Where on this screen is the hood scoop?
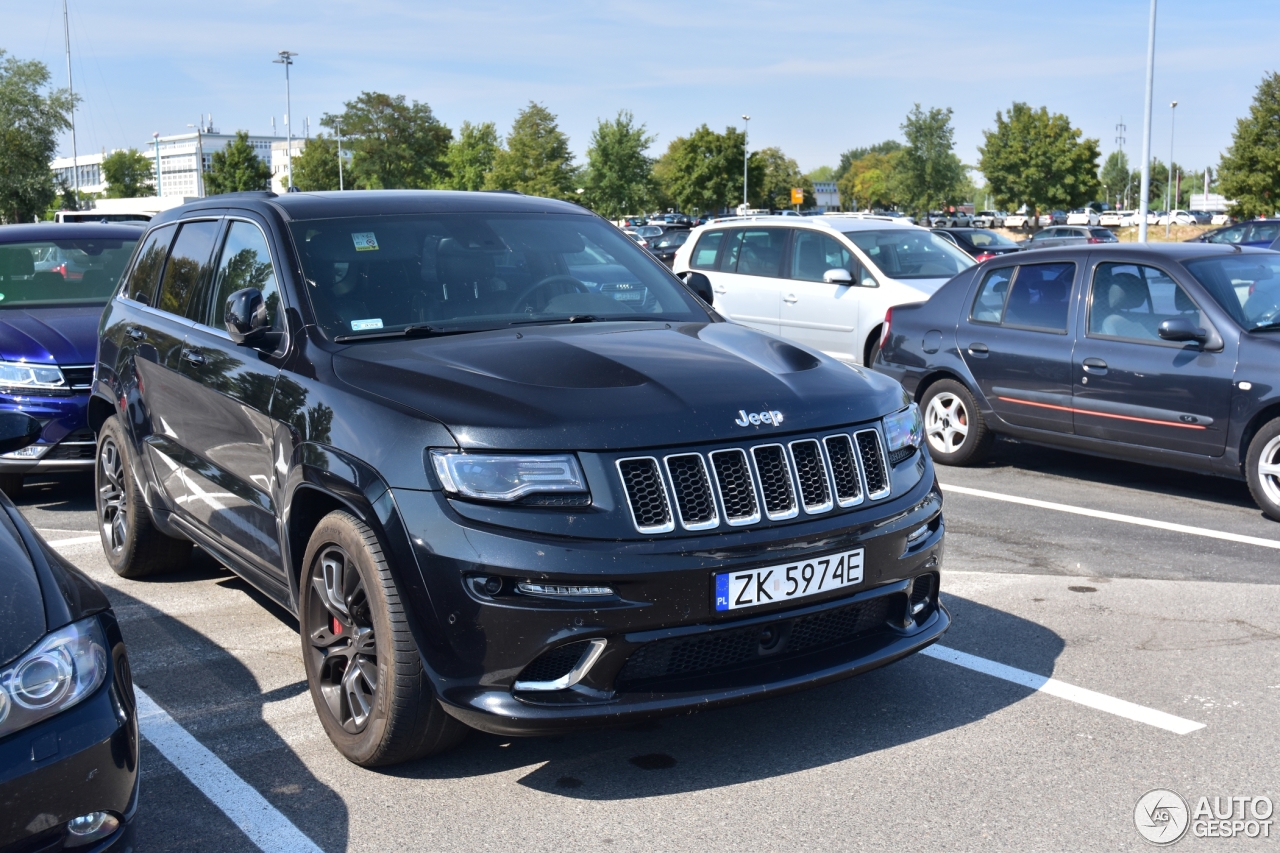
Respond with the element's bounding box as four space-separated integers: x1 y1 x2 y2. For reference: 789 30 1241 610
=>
431 336 649 389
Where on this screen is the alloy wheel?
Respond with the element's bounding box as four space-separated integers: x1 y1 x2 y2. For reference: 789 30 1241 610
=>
97 438 128 553
925 392 969 454
306 545 378 733
1259 435 1280 507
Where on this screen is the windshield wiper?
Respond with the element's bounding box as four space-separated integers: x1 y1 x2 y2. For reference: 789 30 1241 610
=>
333 324 481 342
1249 321 1280 333
509 314 606 326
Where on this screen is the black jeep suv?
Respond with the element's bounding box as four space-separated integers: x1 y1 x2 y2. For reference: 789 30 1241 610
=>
92 190 946 766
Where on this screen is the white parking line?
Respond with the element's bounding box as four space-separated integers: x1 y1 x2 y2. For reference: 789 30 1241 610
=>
922 645 1205 735
134 688 324 853
939 483 1280 550
45 534 101 549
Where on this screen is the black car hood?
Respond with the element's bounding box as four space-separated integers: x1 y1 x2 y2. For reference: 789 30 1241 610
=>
0 305 103 366
332 321 906 450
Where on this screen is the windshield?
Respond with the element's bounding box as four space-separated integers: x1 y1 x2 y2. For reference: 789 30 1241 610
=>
290 213 708 340
0 236 139 307
1182 254 1280 331
967 230 1018 248
842 229 975 280
653 231 689 249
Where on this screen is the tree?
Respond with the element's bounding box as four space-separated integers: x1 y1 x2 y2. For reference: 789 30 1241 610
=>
1219 72 1280 219
101 148 154 198
835 140 903 182
752 147 813 210
290 135 341 191
0 50 75 223
444 121 500 191
321 92 452 190
837 150 902 211
1099 151 1129 208
978 102 1101 224
204 131 272 194
582 110 656 219
486 102 578 200
653 124 761 214
806 165 835 182
895 105 967 216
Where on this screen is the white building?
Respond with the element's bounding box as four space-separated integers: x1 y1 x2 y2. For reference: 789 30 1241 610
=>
812 180 841 213
1190 193 1232 213
270 139 306 193
50 151 113 196
150 122 276 198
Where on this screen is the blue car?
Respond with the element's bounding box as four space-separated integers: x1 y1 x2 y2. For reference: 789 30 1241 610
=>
0 223 142 496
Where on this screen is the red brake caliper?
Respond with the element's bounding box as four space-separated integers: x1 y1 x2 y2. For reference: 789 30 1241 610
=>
332 616 342 636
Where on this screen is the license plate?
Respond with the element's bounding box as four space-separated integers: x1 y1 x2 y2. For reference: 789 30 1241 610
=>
714 549 864 612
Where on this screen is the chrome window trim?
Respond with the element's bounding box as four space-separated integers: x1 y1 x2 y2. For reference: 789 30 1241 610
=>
787 438 833 515
513 639 607 692
615 456 675 534
662 452 720 531
822 433 865 508
854 427 892 500
708 447 762 527
751 443 799 521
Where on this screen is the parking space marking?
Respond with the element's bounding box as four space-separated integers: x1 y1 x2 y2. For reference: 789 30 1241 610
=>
134 688 324 853
45 534 101 549
939 483 1280 550
922 645 1205 735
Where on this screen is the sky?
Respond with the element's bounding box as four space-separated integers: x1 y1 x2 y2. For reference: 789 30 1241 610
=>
8 1 1278 184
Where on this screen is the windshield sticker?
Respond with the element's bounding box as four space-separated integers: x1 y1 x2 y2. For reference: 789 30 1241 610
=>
350 318 383 331
351 232 379 252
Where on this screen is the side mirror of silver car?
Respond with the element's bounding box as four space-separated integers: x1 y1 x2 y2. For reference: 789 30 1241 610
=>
823 268 853 285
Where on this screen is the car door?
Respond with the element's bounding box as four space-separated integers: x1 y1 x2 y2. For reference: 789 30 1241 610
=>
702 227 786 335
173 217 288 579
778 229 872 361
1072 259 1234 456
960 260 1079 434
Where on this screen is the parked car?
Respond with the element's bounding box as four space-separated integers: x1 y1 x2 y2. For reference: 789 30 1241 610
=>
648 228 691 267
673 214 975 366
931 228 1023 262
928 210 971 228
92 189 947 765
874 243 1280 520
971 211 1005 228
1037 210 1068 227
1189 210 1213 225
0 412 138 852
1066 209 1101 226
1099 210 1127 227
1185 219 1280 247
623 230 650 249
0 223 142 497
1004 212 1032 230
1211 213 1233 226
1022 226 1119 250
1158 210 1198 226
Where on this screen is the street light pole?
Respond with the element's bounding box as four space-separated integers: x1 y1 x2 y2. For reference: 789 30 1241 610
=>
742 114 751 213
1165 100 1178 237
274 51 298 190
62 0 80 210
336 117 344 192
1138 0 1157 243
152 132 162 197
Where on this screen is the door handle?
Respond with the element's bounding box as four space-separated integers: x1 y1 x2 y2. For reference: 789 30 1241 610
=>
967 342 989 356
125 325 144 341
712 286 727 294
1082 357 1108 373
182 348 206 366
783 294 798 303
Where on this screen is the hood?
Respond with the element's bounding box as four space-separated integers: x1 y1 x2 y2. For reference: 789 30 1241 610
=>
332 321 907 450
0 508 45 666
0 305 103 366
899 277 953 297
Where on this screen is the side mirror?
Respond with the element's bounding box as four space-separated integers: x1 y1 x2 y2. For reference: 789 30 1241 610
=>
1158 317 1208 345
822 268 853 285
225 287 271 346
0 411 43 455
681 272 714 307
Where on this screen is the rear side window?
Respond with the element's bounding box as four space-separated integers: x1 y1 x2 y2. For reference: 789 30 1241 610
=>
723 228 786 277
971 262 1074 332
125 224 176 306
971 267 1014 324
689 230 725 270
157 220 221 319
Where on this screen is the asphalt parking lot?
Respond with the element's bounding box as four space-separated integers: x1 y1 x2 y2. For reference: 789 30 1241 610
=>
18 439 1280 851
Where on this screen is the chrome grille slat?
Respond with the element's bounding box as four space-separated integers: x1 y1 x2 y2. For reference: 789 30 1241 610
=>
823 434 864 507
855 429 890 500
709 449 761 526
664 453 719 531
750 444 799 521
617 457 675 533
788 439 833 514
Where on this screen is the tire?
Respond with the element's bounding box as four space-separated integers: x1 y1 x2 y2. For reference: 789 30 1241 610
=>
95 416 193 578
920 379 993 466
300 510 467 766
0 473 23 500
1246 417 1280 522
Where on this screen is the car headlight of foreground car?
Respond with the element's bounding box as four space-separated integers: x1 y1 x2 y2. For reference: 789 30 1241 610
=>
883 403 923 456
0 360 68 392
430 451 589 503
0 616 108 738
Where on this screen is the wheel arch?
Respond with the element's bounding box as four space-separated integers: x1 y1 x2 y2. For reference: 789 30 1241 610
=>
863 324 883 366
1239 401 1280 475
87 393 115 435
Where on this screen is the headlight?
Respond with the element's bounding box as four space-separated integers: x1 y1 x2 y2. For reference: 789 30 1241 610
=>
429 451 589 502
0 360 67 392
883 403 923 453
0 616 108 738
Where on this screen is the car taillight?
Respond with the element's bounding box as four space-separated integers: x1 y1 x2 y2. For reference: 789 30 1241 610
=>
974 252 996 262
51 264 66 277
880 306 893 350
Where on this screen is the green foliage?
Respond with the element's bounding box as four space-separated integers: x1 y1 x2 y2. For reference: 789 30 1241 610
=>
806 165 836 182
582 110 656 219
978 102 1101 220
101 148 154 198
205 131 272 195
836 150 902 210
291 135 341 191
0 50 75 223
444 121 500 191
321 92 452 190
835 140 903 182
752 147 813 209
1099 150 1130 207
1219 72 1280 218
486 103 578 199
653 124 760 214
896 105 967 215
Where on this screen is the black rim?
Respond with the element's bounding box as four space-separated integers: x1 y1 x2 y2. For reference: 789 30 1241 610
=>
306 545 377 733
97 437 128 553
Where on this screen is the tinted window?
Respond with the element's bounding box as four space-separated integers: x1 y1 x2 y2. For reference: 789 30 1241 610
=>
723 229 786 277
208 221 281 330
789 231 852 281
967 230 1018 248
690 231 725 269
1089 228 1118 242
971 266 1014 324
1207 225 1246 244
0 234 140 307
843 229 973 280
1003 262 1074 331
157 221 220 319
1088 262 1205 341
1249 222 1280 243
124 224 176 306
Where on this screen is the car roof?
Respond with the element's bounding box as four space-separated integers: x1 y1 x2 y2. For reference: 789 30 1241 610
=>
0 222 147 243
1013 243 1272 260
701 213 921 235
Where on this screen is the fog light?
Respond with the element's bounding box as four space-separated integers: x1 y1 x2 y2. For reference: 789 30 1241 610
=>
65 811 118 845
0 444 48 460
517 582 614 597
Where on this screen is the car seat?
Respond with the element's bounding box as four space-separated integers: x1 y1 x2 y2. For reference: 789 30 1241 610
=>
1100 272 1154 338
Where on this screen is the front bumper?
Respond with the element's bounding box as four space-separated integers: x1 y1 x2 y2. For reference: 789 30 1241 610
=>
394 458 947 736
0 394 95 475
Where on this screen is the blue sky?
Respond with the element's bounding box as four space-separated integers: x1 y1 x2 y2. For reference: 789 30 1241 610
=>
10 1 1277 181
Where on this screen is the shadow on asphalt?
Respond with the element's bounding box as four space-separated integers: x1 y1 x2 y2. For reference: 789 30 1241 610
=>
384 594 1062 799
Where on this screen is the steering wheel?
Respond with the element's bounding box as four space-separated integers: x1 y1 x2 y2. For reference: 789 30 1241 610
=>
510 275 589 313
